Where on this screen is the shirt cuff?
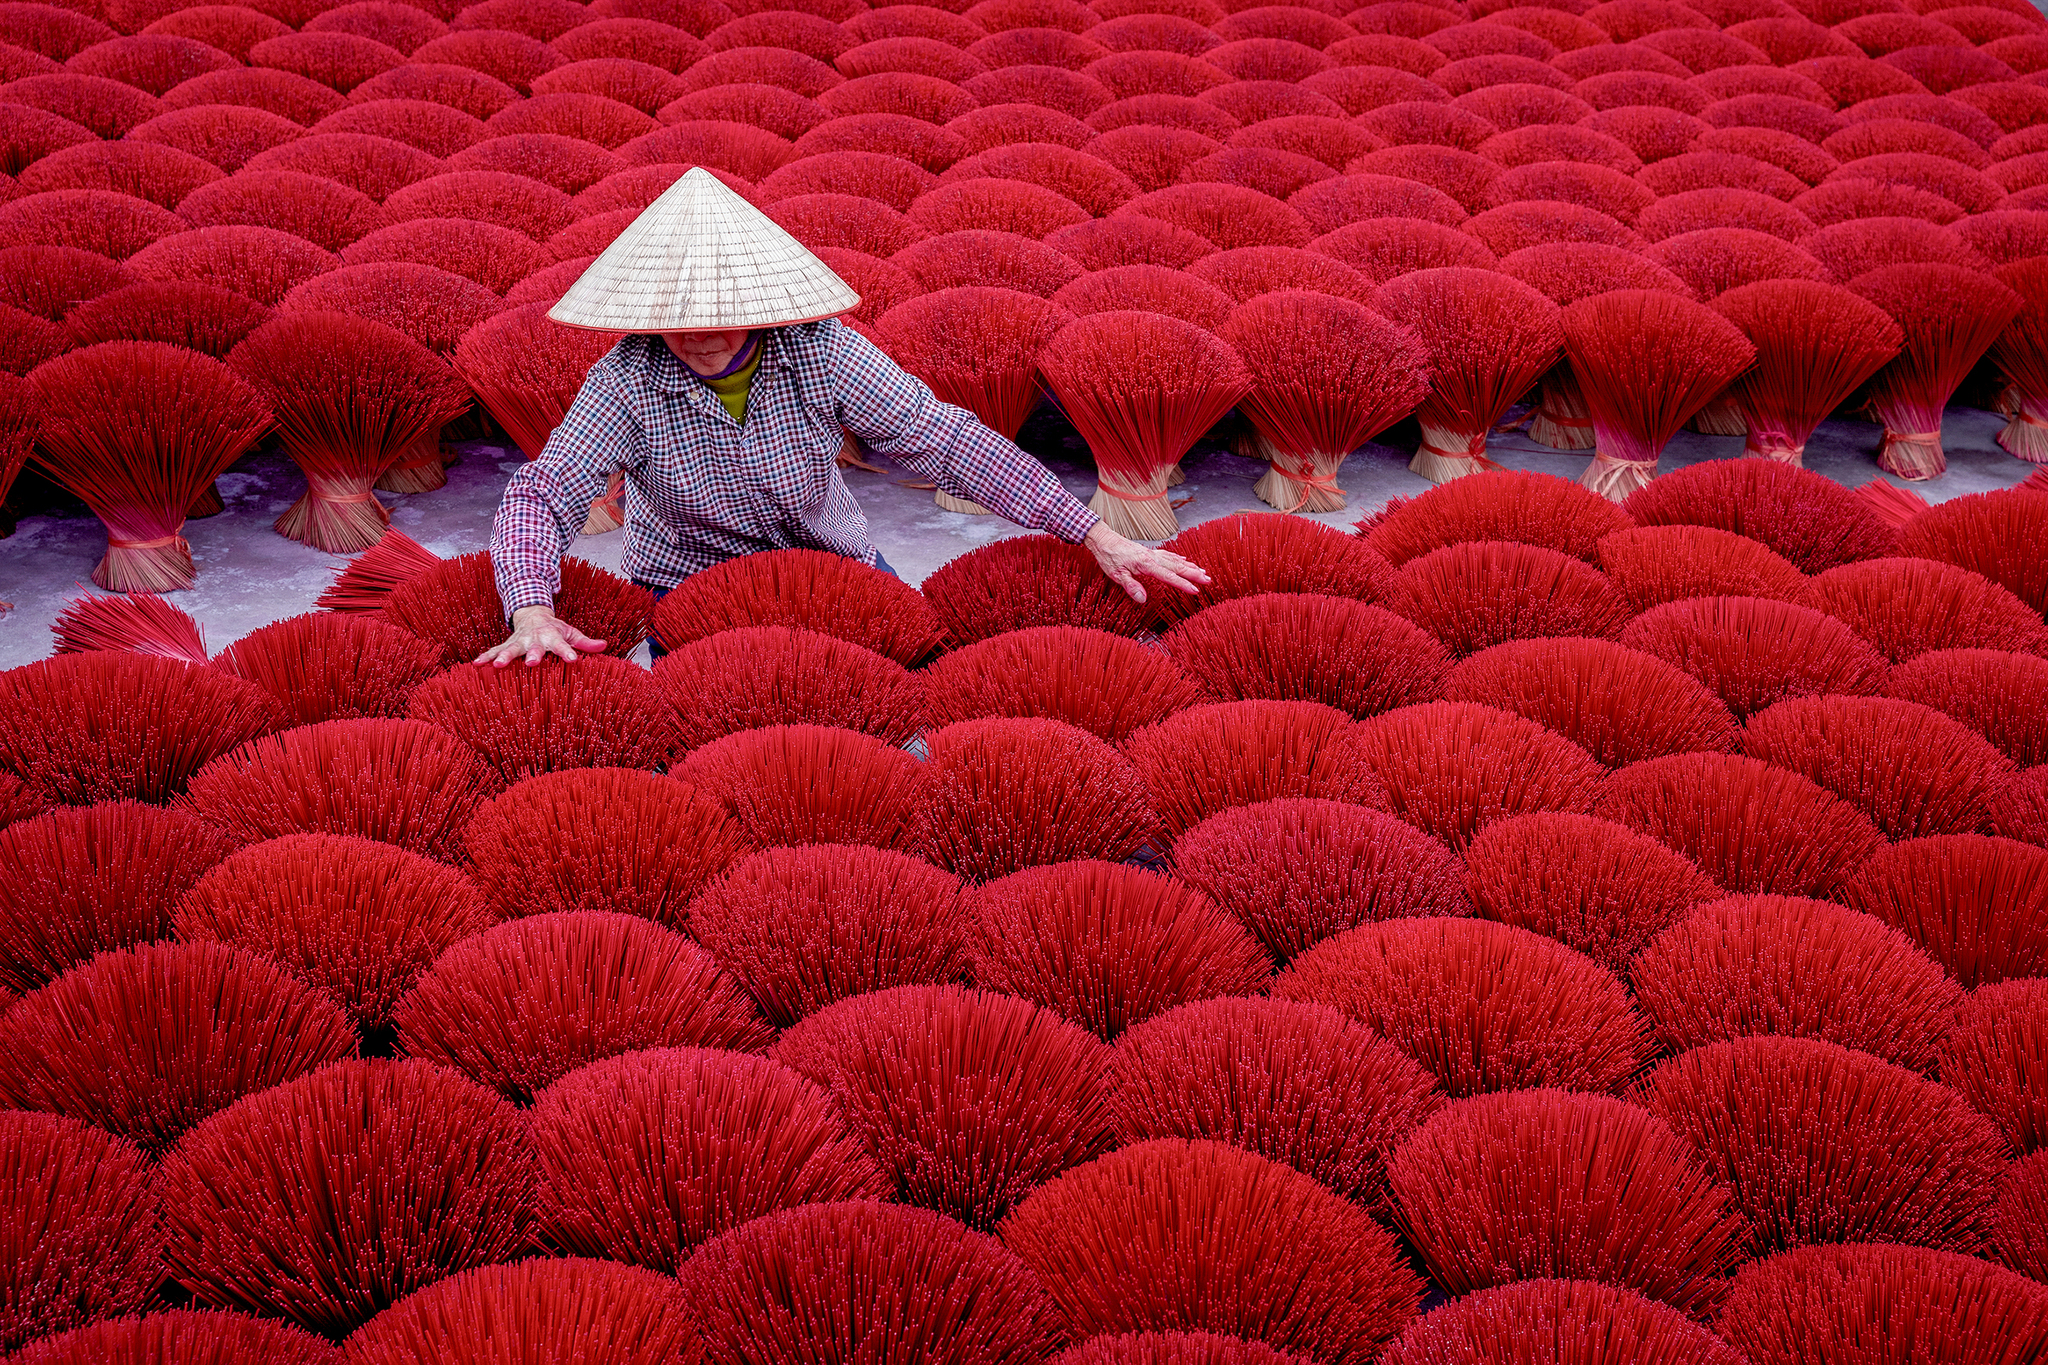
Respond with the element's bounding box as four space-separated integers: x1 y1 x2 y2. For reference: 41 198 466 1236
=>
1043 500 1101 545
500 584 554 620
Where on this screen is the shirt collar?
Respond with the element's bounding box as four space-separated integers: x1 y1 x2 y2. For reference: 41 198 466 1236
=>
642 329 790 395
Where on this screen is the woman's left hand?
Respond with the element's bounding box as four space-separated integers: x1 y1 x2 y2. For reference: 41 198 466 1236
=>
1084 521 1210 605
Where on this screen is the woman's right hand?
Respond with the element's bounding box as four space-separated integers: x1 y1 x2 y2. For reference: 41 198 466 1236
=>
475 605 609 667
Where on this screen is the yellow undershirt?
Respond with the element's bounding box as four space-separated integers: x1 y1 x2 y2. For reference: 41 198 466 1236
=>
698 345 761 424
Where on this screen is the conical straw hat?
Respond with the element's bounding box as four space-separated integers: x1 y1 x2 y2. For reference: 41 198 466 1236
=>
548 167 861 333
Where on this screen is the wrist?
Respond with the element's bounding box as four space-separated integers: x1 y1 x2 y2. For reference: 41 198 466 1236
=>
1083 522 1118 550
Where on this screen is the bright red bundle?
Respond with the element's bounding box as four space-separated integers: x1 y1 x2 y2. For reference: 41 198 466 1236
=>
1390 541 1634 658
1122 699 1374 839
345 1259 697 1365
1000 1139 1423 1365
62 279 269 359
1850 263 2023 479
1618 595 1890 720
344 216 555 293
922 625 1202 743
1272 915 1651 1095
212 612 443 725
1108 997 1442 1213
1707 279 1902 464
1801 557 2048 663
408 655 682 782
1446 636 1741 768
528 1047 889 1271
1633 1036 2007 1253
1220 289 1428 512
1560 289 1756 499
1364 467 1633 566
0 941 357 1155
653 624 925 749
392 912 772 1101
157 1058 535 1335
1386 1089 1748 1315
1152 513 1394 623
383 551 650 664
1373 266 1561 482
1939 977 2047 1156
920 534 1147 643
683 1201 1066 1365
1622 456 1895 574
181 717 496 863
450 300 621 459
1718 1244 2048 1365
773 984 1114 1228
1163 594 1449 718
1841 834 2048 987
1889 648 2048 768
650 546 942 665
893 227 1085 294
1379 1281 1745 1365
229 311 469 551
1632 893 1966 1072
675 724 922 851
0 651 285 806
1595 525 1808 611
26 340 270 592
966 860 1271 1039
48 590 208 663
0 802 230 994
1898 489 2048 616
464 767 751 926
7 1312 339 1365
1052 265 1235 331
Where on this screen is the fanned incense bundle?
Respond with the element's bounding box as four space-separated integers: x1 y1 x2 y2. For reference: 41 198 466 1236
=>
1709 279 1903 465
1219 290 1430 512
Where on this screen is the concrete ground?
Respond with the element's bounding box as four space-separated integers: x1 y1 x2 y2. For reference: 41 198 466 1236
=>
0 402 2030 670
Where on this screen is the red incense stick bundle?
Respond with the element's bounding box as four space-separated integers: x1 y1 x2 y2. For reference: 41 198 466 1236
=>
1850 264 2023 480
1709 279 1903 466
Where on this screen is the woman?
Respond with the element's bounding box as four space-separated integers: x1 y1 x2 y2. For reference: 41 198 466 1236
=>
480 169 1207 667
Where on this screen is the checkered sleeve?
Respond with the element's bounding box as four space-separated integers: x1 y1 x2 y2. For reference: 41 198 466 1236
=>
490 361 647 619
827 321 1101 545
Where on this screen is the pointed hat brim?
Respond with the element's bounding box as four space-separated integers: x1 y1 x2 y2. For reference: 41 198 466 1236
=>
547 168 861 333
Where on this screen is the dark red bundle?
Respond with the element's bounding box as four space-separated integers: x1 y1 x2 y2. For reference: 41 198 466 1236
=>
1618 595 1890 719
7 1311 340 1365
1036 309 1247 537
653 624 924 749
675 724 921 851
228 311 468 551
1173 797 1467 964
449 131 629 194
1390 541 1634 657
922 625 1201 743
1634 893 1966 1071
1842 834 2048 987
1123 700 1375 839
63 279 269 359
0 189 185 261
999 1139 1423 1365
0 245 131 324
341 217 551 293
1939 977 2047 1157
0 777 47 835
916 717 1160 880
1163 593 1449 718
894 227 1085 297
1273 915 1650 1095
0 1113 160 1351
1462 810 1720 971
1849 263 2024 479
346 1259 695 1365
26 340 270 591
685 1200 1065 1365
174 171 390 256
1991 258 2048 463
280 261 502 360
1364 468 1632 567
126 224 341 306
1310 216 1498 283
1643 227 1831 304
408 655 680 782
650 547 942 665
772 984 1113 1227
1109 997 1441 1214
48 590 207 663
1116 181 1314 249
1634 1036 2007 1253
1898 489 2048 615
0 940 357 1154
1460 200 1644 256
1719 1243 2048 1365
1372 266 1560 481
1446 635 1740 769
1993 1148 2048 1283
1074 125 1217 195
1387 1089 1748 1315
920 534 1147 644
464 767 750 926
686 844 965 1027
381 167 580 242
765 190 929 255
452 297 621 460
1889 648 2048 768
1561 289 1756 500
1219 290 1426 513
1636 187 1813 244
0 652 285 806
173 831 491 1029
181 703 492 853
1045 214 1215 270
528 1047 888 1270
1705 279 1901 464
1622 456 1894 574
1801 557 2048 663
16 140 223 210
1051 265 1234 331
1152 514 1394 625
0 302 68 377
1183 245 1377 308
158 1058 534 1335
130 105 314 174
1599 751 1885 898
383 551 650 664
619 120 792 180
966 860 1271 1038
0 801 230 995
1380 1281 1745 1365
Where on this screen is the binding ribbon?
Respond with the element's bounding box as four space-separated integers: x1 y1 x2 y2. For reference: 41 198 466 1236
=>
2017 411 2048 429
108 534 187 550
1093 479 1170 502
1273 456 1344 514
1417 432 1505 473
1884 429 1940 445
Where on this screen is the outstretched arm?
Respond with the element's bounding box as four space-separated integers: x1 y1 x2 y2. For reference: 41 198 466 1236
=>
830 322 1210 602
480 365 645 665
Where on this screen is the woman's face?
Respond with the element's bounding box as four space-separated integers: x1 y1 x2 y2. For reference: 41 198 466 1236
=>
663 329 754 377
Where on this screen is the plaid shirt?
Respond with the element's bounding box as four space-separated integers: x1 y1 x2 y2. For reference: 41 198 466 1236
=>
491 319 1100 614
